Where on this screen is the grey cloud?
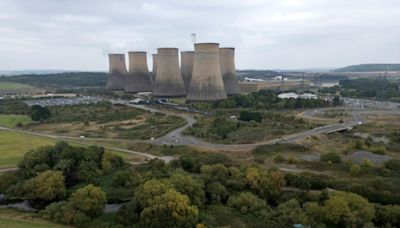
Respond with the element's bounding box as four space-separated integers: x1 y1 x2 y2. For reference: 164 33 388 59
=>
0 0 399 70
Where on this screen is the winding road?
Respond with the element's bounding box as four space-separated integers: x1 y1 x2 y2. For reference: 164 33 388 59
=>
1 97 399 170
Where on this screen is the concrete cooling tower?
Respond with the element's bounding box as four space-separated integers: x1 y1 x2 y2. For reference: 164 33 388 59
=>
106 54 127 90
180 51 194 91
186 43 227 101
219 48 241 95
125 52 153 92
151 54 158 83
152 48 186 97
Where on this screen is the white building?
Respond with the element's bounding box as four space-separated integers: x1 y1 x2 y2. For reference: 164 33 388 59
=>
299 93 318 99
278 92 299 99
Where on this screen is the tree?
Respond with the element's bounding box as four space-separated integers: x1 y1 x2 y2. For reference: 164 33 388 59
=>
320 152 341 164
263 199 308 228
134 179 171 208
323 191 375 227
139 189 199 228
116 200 141 226
227 192 267 215
170 172 206 208
245 167 283 202
30 105 51 121
24 170 66 201
205 181 229 204
70 184 106 218
374 204 400 227
18 146 52 178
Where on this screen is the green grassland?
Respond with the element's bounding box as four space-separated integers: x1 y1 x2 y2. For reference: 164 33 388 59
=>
0 131 56 168
0 131 142 169
185 111 317 144
0 209 68 228
0 114 33 128
0 82 35 91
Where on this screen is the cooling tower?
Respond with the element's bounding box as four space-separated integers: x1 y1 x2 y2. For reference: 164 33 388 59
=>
106 54 127 90
180 51 194 91
186 43 227 101
125 52 153 93
152 48 186 97
151 54 158 83
220 48 241 95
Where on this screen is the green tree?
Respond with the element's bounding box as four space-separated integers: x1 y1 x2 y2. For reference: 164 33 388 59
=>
24 170 66 201
134 179 171 207
70 184 106 218
30 105 51 121
116 200 141 226
245 167 284 202
170 172 206 208
140 189 199 228
374 204 400 227
263 199 308 228
323 191 375 227
227 192 267 215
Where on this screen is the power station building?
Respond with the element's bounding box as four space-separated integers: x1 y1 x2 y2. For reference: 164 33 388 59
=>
219 48 241 95
106 54 127 90
186 43 227 101
180 51 194 91
106 41 241 101
151 54 158 83
125 52 153 93
152 48 186 97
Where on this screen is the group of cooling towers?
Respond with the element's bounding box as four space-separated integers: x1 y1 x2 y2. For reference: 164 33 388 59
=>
106 42 241 101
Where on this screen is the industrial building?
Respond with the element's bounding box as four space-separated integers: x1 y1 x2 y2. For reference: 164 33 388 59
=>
186 43 227 101
180 51 194 91
152 48 186 97
106 41 241 101
219 48 241 95
125 52 153 93
106 54 127 90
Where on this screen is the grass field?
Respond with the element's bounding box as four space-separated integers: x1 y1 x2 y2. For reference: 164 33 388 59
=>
0 131 143 168
0 209 67 228
0 82 35 91
0 114 33 128
0 131 56 168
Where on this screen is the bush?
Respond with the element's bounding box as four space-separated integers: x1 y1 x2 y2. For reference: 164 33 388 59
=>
274 155 286 163
385 159 400 170
320 152 341 164
349 164 361 176
361 159 373 168
239 111 263 123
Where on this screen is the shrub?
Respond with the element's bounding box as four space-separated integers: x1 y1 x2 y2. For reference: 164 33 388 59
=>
349 164 361 176
361 159 373 168
320 152 341 164
239 111 263 123
274 155 286 163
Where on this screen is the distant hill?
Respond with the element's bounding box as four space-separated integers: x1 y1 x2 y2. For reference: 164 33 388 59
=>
334 64 400 72
0 72 107 89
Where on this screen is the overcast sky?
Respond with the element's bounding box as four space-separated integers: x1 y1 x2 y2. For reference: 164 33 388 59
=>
0 0 399 71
